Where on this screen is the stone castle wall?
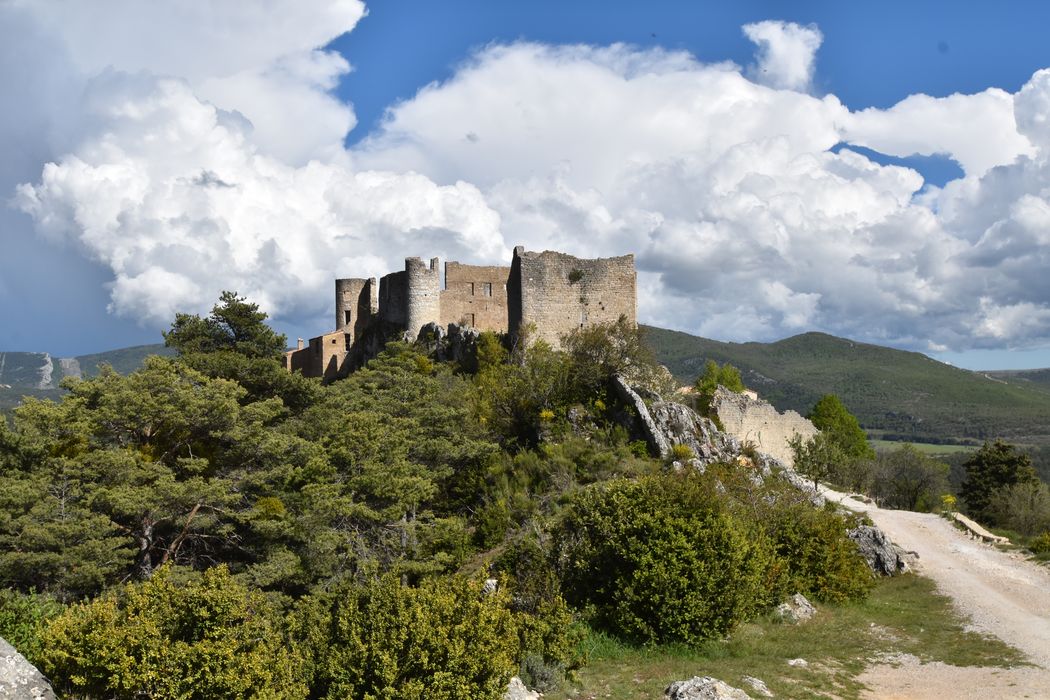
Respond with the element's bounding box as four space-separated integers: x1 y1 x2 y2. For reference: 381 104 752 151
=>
378 270 407 327
405 257 442 339
510 247 636 347
335 277 377 341
710 387 819 467
286 246 638 381
440 262 511 332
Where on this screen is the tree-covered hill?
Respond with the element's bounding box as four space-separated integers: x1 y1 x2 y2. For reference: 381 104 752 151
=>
0 344 173 413
643 326 1050 445
987 367 1050 392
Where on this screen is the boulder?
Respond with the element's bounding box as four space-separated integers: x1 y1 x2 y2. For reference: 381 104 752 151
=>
741 676 773 697
504 676 541 700
774 593 816 623
416 322 480 368
848 524 912 576
666 676 752 700
0 637 56 700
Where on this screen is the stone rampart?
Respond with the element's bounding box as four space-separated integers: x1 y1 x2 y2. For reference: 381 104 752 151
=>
440 262 511 331
710 386 818 467
510 247 636 347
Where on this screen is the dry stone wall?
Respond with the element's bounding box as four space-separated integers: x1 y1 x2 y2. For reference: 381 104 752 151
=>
710 387 818 467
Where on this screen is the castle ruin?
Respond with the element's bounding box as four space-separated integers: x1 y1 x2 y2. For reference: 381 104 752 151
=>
284 246 637 380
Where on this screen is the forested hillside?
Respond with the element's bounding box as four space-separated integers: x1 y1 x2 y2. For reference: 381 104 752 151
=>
644 326 1050 445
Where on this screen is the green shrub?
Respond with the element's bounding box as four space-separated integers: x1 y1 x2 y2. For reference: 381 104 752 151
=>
552 473 770 645
1029 531 1050 555
765 504 875 603
0 589 63 666
39 565 304 700
291 574 519 700
670 443 696 462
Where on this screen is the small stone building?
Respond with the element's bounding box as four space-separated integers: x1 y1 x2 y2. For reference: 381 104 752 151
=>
284 246 636 380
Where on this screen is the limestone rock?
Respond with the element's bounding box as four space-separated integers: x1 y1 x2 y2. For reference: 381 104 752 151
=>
612 375 753 468
0 637 56 700
665 676 752 700
741 676 773 697
848 524 911 576
774 593 816 623
415 322 480 368
787 658 808 667
504 676 541 700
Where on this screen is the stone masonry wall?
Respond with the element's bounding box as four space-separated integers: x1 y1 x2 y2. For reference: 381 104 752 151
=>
511 247 636 347
711 387 819 467
405 257 442 339
440 262 511 332
378 270 407 326
335 277 378 341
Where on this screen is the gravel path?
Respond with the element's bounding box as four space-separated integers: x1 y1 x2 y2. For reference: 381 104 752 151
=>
822 487 1050 699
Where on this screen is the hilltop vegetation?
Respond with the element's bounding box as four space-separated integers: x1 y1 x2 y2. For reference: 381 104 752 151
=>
0 296 879 699
644 326 1050 445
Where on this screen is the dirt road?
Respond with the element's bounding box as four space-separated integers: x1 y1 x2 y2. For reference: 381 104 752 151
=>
822 488 1050 698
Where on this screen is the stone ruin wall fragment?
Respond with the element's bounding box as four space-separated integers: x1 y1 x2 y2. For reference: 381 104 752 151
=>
711 387 819 467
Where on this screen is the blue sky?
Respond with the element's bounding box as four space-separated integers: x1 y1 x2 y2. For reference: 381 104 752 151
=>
3 1 1050 369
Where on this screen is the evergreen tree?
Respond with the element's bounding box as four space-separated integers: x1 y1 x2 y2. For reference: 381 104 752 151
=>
960 440 1038 524
165 291 320 413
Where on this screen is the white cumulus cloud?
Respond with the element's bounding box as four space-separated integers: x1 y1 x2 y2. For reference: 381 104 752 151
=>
9 8 1050 355
742 20 823 92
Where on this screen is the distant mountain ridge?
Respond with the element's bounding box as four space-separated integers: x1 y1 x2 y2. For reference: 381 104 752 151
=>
643 326 1050 445
0 344 173 412
5 333 1050 446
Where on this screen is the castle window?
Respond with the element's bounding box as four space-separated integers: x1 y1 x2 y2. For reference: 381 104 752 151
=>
482 282 492 297
469 313 476 327
344 310 352 326
470 282 475 296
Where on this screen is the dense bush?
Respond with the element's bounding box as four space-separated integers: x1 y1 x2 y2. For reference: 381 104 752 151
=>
553 472 770 645
290 574 520 700
39 566 304 700
764 503 875 603
0 589 63 665
698 461 874 604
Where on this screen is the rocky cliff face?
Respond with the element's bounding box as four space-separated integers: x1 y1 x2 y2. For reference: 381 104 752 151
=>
613 375 826 504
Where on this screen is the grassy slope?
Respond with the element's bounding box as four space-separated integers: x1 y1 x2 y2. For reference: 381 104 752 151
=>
643 326 1050 444
556 575 1024 700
